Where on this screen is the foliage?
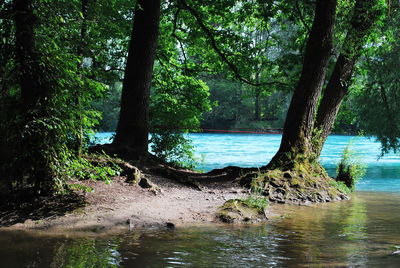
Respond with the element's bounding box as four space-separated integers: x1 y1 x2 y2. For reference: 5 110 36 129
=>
329 180 352 195
0 0 107 195
201 78 290 131
67 183 94 193
354 5 400 155
148 25 212 167
63 153 122 183
92 83 122 132
240 195 268 211
336 144 366 191
149 133 199 169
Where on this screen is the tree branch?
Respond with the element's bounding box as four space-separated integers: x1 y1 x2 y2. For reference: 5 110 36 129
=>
178 0 289 88
295 0 311 33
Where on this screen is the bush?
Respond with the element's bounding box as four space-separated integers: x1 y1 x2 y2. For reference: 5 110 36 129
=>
64 152 122 184
335 144 366 191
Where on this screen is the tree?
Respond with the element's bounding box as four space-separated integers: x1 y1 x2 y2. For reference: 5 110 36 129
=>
112 0 161 158
313 0 384 157
235 0 385 203
267 0 384 168
1 0 108 196
11 0 57 193
267 0 337 170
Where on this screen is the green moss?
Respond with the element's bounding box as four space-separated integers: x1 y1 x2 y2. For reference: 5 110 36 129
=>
216 198 267 223
290 178 300 187
242 161 348 203
240 196 268 211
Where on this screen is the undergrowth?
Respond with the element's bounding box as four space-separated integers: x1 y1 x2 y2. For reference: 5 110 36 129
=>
65 152 122 183
67 183 94 193
335 143 366 191
240 195 268 211
241 180 269 210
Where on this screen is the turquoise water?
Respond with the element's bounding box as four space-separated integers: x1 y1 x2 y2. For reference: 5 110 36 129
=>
95 133 400 192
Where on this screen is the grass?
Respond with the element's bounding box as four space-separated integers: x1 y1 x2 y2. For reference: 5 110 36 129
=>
240 195 268 211
68 183 94 193
329 180 351 195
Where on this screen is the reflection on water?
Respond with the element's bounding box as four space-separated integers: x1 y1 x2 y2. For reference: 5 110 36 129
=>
1 192 400 267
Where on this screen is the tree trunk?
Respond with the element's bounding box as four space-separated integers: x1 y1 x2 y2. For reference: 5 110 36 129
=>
313 0 382 156
75 0 90 156
14 0 54 193
113 0 161 157
267 0 337 169
14 0 44 110
254 72 261 121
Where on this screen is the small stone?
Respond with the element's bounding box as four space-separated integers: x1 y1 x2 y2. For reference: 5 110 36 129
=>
166 222 175 229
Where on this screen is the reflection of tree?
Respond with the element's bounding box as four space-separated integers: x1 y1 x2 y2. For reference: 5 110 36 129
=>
270 205 328 266
337 197 368 266
269 197 368 267
50 237 122 268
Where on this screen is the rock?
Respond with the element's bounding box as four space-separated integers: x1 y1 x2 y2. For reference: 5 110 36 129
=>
166 222 175 229
216 199 267 224
124 164 142 184
139 177 154 188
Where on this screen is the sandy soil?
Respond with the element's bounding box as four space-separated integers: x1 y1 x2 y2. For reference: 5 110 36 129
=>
1 174 282 232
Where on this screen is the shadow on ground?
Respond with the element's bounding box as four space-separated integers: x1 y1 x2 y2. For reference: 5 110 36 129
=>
0 192 85 227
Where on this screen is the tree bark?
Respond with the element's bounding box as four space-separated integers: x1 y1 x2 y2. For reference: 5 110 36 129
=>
14 0 44 110
113 0 161 157
254 72 261 121
13 0 55 193
267 0 337 169
313 0 382 156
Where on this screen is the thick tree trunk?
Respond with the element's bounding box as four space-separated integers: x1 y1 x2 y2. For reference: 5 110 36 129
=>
14 0 54 193
313 0 382 156
14 0 44 110
113 0 161 156
267 0 337 169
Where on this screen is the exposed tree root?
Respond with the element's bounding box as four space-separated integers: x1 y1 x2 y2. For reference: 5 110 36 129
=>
239 169 348 203
90 144 349 203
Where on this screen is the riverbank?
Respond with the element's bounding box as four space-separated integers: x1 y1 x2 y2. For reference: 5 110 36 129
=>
2 192 399 267
0 173 287 232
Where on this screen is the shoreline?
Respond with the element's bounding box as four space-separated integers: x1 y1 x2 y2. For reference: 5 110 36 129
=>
1 174 284 233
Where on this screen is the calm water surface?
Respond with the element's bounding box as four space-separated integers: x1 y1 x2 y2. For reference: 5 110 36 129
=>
2 192 400 267
2 134 399 267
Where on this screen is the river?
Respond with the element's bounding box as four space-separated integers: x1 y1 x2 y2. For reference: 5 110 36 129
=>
2 133 400 267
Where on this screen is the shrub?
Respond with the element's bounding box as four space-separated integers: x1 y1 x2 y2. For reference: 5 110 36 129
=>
335 144 366 191
64 152 122 184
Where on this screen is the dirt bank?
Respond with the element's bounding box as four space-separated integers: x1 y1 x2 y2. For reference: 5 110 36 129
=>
0 174 285 232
